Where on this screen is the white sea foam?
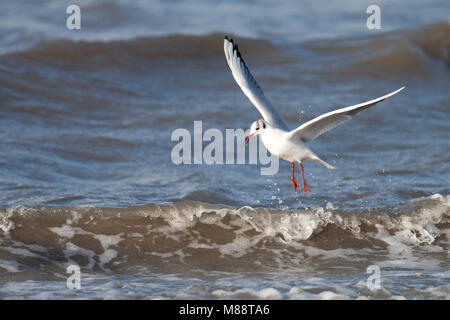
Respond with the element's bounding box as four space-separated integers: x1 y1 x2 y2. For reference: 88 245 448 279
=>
0 194 448 299
0 259 21 273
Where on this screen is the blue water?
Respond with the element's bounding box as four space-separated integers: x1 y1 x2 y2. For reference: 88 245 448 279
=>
0 0 448 300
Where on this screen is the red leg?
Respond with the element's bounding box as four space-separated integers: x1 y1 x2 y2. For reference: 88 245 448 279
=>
300 163 311 193
291 162 299 191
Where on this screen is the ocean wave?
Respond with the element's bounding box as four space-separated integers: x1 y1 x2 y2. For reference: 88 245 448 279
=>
323 22 450 76
0 194 448 274
411 22 450 66
2 33 276 70
3 22 447 74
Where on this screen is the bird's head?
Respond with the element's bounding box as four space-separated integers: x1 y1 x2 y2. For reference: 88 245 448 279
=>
246 119 268 145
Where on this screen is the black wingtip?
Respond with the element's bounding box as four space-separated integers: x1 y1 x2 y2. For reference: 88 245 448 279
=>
224 36 243 61
234 43 242 60
225 36 235 46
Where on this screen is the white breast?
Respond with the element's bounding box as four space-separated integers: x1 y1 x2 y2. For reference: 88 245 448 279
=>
260 128 312 162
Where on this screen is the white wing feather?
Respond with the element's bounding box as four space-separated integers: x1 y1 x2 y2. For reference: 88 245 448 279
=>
224 37 289 130
288 87 405 142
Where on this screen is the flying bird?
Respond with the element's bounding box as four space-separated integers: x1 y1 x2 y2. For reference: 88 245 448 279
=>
223 36 404 193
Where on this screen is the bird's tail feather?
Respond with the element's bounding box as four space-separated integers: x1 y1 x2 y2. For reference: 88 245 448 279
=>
312 156 336 170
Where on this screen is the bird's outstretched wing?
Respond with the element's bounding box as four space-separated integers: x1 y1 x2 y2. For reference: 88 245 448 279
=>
288 87 405 142
224 36 289 130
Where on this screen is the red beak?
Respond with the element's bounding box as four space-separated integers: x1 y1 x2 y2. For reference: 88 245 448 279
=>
245 134 253 146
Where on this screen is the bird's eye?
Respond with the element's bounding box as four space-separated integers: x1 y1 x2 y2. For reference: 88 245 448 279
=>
256 127 259 130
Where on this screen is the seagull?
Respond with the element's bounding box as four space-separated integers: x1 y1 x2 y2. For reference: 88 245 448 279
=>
223 36 405 193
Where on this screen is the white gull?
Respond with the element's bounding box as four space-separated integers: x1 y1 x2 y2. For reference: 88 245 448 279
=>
224 36 404 192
